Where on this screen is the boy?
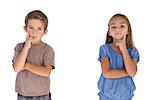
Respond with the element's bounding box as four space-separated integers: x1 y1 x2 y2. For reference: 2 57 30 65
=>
12 10 55 100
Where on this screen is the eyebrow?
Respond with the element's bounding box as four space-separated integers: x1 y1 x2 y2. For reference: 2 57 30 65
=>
110 22 127 25
28 25 44 28
120 22 127 24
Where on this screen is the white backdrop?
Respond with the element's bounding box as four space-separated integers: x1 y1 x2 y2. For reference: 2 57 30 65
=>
0 0 148 100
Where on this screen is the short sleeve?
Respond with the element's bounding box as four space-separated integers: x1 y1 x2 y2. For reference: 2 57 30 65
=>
43 46 55 69
12 43 24 62
130 48 140 63
98 44 109 62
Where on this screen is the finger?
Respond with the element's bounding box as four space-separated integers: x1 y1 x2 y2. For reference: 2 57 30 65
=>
28 37 34 43
116 42 120 47
27 34 30 38
120 35 126 41
124 35 126 39
26 34 30 40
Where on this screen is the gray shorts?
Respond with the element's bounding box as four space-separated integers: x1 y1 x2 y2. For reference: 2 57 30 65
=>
17 92 51 100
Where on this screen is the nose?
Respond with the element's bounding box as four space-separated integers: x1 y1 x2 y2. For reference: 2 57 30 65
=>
115 27 122 31
32 29 38 35
116 26 122 30
29 30 37 37
114 29 122 34
33 29 38 33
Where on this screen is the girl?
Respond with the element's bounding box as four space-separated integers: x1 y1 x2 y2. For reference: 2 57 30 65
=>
98 14 140 100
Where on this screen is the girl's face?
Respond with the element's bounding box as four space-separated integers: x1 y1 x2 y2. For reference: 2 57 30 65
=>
109 17 128 40
24 19 47 44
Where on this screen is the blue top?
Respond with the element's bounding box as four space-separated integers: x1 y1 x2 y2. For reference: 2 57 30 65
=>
98 44 140 99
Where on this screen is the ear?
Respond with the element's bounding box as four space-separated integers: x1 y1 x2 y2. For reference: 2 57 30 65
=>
24 26 27 32
44 29 48 35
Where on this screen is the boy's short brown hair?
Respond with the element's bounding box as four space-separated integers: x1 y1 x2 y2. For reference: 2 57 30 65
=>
25 10 48 30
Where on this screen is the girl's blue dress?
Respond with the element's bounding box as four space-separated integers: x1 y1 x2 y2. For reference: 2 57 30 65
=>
98 44 140 100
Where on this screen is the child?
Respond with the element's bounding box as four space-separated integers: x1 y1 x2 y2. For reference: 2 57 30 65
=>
98 14 140 100
12 10 55 100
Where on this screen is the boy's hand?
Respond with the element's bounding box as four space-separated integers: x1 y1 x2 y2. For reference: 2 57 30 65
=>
24 34 34 49
116 35 127 52
19 67 26 72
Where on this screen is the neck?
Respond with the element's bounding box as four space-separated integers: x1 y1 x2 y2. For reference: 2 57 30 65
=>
33 40 42 45
111 42 118 48
111 42 121 53
112 39 119 47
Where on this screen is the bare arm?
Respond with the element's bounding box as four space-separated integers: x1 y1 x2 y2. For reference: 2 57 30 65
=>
25 63 52 77
12 45 30 73
101 57 129 78
122 50 137 77
12 35 32 73
116 35 137 77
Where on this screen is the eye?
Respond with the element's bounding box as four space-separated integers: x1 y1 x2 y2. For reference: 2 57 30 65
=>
38 27 43 30
111 26 117 29
29 26 33 29
120 25 126 28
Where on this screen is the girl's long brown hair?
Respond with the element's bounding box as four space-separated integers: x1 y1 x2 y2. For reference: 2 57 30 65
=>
105 13 134 49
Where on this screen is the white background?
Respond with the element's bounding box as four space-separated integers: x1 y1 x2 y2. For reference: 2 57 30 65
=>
0 0 148 100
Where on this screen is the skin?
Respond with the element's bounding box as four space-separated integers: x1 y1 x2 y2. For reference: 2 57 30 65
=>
101 17 137 78
12 19 52 77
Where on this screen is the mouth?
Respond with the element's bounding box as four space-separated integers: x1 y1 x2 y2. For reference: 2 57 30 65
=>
115 34 124 39
30 36 37 38
116 33 122 35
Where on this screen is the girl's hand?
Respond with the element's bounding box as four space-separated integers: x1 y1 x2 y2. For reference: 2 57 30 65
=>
24 34 34 49
116 35 127 52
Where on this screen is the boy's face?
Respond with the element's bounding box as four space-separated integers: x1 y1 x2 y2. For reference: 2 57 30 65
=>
24 19 47 44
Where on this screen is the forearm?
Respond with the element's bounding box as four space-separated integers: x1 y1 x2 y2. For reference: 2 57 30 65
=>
103 69 129 79
25 63 52 77
13 47 29 72
122 50 137 77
